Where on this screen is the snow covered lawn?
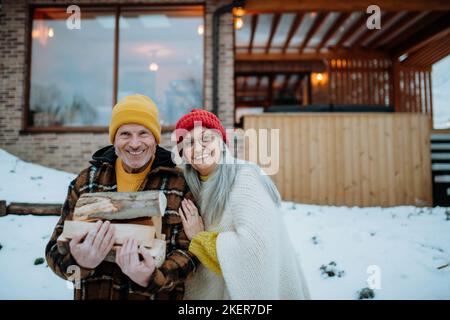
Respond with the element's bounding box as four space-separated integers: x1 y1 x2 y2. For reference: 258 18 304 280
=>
1 149 449 299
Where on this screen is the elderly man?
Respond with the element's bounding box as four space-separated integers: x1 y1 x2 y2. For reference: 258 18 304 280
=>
45 94 199 300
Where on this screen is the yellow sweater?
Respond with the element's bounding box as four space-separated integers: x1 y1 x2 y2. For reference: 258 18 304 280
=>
115 157 154 192
189 231 221 275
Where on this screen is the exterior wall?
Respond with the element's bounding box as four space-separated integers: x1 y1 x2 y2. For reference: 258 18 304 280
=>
244 112 433 207
0 0 235 173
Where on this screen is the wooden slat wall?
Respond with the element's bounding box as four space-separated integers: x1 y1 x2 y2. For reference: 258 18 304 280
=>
243 113 432 207
395 65 433 123
329 58 393 106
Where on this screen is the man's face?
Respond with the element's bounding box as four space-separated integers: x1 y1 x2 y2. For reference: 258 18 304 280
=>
114 123 156 173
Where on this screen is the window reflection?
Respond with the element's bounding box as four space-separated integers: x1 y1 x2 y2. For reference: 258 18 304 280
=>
118 6 204 126
29 6 204 128
30 8 115 126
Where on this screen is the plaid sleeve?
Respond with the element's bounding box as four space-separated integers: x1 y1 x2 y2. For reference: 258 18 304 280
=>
45 176 94 281
130 189 200 295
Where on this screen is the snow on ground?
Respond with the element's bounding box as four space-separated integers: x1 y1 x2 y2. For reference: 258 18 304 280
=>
1 148 450 299
283 202 450 299
0 149 75 204
0 149 75 299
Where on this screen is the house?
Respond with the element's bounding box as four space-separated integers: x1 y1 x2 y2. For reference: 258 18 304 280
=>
1 0 449 206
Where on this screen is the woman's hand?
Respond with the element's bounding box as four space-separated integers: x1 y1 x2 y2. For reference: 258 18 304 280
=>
179 199 205 240
115 238 155 287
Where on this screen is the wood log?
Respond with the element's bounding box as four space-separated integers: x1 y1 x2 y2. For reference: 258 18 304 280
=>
73 191 166 221
0 200 6 217
60 220 156 247
56 237 166 268
6 202 62 215
57 191 168 267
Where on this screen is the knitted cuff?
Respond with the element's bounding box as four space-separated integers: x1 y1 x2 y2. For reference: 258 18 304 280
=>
189 231 222 275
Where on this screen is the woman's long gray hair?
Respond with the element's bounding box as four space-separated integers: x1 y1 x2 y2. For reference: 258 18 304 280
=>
182 139 281 227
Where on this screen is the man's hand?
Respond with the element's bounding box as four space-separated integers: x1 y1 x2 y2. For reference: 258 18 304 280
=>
179 199 204 240
116 238 156 287
69 220 116 269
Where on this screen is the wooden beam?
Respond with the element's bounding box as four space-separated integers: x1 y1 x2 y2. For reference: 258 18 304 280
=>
420 45 450 65
407 36 450 65
236 50 391 61
316 12 351 52
236 100 268 107
266 14 281 54
299 13 328 52
393 14 450 56
370 12 429 50
365 12 428 50
353 12 398 49
236 60 327 73
244 0 450 12
384 11 446 49
249 14 259 54
333 14 367 51
282 13 304 54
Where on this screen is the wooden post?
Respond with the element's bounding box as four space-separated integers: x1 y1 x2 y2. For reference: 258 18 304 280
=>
0 200 6 217
7 203 62 216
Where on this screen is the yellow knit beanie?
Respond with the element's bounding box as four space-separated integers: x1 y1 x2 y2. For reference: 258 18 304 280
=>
109 94 161 144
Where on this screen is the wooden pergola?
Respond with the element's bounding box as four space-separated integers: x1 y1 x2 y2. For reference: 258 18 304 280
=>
234 0 450 125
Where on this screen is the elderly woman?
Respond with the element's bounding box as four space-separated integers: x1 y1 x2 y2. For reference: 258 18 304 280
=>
174 109 310 300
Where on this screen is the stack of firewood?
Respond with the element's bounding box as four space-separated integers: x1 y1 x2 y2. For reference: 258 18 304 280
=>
57 191 167 267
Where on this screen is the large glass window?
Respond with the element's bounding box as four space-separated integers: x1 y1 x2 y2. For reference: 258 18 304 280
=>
28 6 204 129
118 7 204 127
30 8 115 127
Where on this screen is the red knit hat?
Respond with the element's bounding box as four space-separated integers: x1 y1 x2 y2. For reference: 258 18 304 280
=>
175 109 228 145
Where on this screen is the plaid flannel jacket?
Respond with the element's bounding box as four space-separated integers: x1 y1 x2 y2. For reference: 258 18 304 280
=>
45 145 199 300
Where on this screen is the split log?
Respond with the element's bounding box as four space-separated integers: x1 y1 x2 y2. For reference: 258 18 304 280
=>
6 202 62 215
60 220 156 247
57 234 166 268
57 190 168 267
73 191 166 221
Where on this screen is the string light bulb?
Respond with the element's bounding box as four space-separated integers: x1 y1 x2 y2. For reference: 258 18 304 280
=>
149 62 159 72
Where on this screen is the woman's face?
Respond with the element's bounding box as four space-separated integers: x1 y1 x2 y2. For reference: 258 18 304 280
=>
182 127 222 176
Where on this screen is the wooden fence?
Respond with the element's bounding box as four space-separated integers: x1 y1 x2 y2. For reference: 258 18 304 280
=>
243 113 432 207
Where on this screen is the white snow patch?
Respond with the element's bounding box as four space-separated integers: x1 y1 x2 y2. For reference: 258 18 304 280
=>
1 148 450 299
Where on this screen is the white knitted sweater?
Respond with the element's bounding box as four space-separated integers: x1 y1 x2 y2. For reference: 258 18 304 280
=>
184 165 310 300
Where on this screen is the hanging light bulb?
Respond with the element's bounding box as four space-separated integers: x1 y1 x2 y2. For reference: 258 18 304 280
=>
233 6 245 30
316 73 323 82
149 62 159 72
234 17 244 30
233 7 245 17
197 24 204 35
48 28 54 38
32 29 40 38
